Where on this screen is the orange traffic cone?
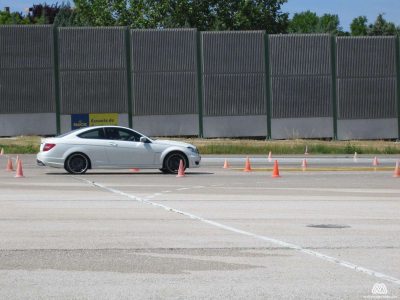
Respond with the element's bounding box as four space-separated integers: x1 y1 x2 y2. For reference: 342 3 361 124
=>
393 161 400 178
244 157 252 172
15 160 24 178
268 151 272 162
176 160 185 177
372 156 379 166
130 168 140 172
223 159 230 169
302 158 308 171
304 145 309 155
0 148 3 156
272 160 281 178
6 158 13 171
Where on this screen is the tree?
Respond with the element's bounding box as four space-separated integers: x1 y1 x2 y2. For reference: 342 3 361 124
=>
350 14 399 36
318 14 341 34
288 11 342 34
350 16 368 36
288 10 319 33
73 0 116 26
72 0 289 32
368 14 398 36
53 4 83 26
27 3 64 24
0 11 29 24
212 0 289 32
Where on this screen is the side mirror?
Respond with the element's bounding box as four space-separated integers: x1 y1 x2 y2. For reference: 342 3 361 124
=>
140 137 150 143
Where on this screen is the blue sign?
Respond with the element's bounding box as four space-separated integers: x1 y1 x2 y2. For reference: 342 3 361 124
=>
71 114 89 130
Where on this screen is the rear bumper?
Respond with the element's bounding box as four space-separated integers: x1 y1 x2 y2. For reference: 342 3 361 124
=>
36 153 64 168
36 159 46 166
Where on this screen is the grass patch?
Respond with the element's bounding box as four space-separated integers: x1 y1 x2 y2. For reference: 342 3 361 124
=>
182 138 400 155
0 136 399 155
0 136 41 154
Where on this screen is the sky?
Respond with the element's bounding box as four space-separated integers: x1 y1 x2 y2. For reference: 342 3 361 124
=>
1 0 400 31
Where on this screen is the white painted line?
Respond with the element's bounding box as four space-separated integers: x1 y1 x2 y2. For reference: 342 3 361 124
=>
176 187 190 191
75 177 400 286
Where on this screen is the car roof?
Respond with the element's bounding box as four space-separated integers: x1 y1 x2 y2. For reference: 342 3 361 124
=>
60 126 136 137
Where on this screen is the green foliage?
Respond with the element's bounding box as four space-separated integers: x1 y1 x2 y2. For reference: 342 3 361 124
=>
288 11 342 34
53 5 82 27
368 14 398 36
72 0 289 32
350 16 368 36
0 11 29 24
0 144 39 154
383 146 398 154
350 14 400 36
2 1 400 36
343 143 361 154
288 11 319 33
318 14 341 34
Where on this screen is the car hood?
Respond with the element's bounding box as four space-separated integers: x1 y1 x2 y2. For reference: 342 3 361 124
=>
152 139 194 148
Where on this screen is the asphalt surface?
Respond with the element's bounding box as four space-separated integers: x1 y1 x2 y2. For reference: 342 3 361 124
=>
0 154 399 299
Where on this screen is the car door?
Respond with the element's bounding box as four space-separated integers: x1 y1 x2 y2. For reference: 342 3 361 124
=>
76 128 110 167
104 127 156 167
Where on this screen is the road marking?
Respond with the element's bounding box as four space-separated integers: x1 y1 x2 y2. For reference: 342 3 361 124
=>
75 177 400 286
176 187 190 191
232 167 393 172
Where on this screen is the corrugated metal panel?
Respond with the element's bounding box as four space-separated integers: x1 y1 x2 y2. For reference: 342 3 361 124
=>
203 74 266 116
337 78 396 119
337 37 396 77
59 27 126 70
202 31 265 74
131 29 197 72
271 76 332 118
0 25 53 69
269 34 331 76
133 72 197 115
0 69 54 113
60 71 127 114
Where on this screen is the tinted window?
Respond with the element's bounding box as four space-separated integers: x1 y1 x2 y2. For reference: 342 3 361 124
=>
78 128 105 139
105 127 142 141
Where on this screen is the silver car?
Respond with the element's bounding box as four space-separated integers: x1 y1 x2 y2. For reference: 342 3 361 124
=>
37 126 201 174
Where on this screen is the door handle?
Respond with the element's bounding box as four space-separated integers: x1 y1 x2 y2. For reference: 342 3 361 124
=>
109 142 118 147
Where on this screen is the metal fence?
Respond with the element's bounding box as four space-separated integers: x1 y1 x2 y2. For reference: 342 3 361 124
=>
0 25 399 139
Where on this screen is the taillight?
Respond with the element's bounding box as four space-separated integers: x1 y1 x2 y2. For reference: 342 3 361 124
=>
43 143 56 152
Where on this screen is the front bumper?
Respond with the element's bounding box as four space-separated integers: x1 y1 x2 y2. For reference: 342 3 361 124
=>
189 154 201 168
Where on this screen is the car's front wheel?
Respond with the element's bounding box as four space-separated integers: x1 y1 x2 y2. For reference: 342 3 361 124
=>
162 152 188 174
65 153 90 174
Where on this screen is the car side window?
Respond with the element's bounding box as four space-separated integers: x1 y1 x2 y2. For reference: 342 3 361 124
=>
105 128 141 141
105 128 121 140
78 128 105 139
119 128 142 141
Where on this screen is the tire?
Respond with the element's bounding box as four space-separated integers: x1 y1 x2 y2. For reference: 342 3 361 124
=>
163 152 188 174
65 153 90 174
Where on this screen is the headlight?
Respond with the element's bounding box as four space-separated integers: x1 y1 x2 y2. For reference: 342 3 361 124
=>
187 146 199 154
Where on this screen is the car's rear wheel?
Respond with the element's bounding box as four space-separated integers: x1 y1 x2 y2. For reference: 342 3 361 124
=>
65 153 90 174
163 152 188 174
